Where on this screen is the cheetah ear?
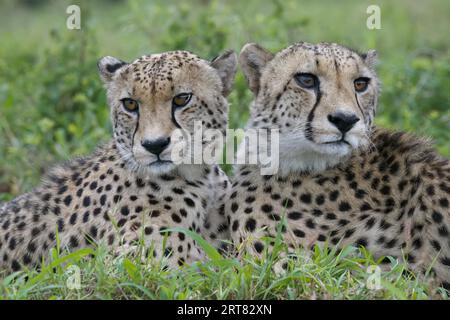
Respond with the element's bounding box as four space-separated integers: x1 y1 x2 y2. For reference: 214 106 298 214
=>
210 50 238 96
239 43 274 95
362 49 378 69
97 56 128 83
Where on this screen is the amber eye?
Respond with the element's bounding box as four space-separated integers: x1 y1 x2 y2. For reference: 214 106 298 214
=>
294 73 318 89
121 98 139 112
354 77 370 92
172 93 192 108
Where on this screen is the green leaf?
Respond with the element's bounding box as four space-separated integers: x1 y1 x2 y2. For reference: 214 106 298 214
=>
164 227 222 262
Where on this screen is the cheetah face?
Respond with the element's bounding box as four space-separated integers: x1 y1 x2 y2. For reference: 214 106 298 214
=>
98 50 237 176
239 42 380 174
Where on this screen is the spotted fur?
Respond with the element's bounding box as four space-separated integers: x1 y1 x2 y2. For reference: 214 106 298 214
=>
0 50 237 271
228 42 450 289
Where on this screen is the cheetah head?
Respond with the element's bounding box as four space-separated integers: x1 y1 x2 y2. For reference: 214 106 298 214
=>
239 42 380 175
98 50 237 175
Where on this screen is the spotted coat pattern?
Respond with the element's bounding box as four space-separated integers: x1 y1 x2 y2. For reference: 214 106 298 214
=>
0 50 237 271
228 42 450 289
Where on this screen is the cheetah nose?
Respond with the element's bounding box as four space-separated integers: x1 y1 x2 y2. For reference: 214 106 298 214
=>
141 137 171 156
327 112 360 134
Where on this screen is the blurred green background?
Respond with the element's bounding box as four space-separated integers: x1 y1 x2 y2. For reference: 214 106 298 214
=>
0 0 449 202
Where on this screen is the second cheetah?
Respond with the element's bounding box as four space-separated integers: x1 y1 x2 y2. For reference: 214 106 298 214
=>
227 42 450 288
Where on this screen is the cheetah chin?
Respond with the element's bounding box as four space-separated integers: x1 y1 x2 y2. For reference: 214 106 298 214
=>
147 160 176 175
277 131 369 175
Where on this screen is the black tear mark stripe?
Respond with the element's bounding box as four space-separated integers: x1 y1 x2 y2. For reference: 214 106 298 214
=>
131 110 140 150
172 106 182 129
305 81 322 141
270 77 293 112
354 93 367 125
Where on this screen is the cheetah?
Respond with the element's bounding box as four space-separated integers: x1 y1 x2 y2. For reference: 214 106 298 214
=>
0 49 238 272
227 42 450 288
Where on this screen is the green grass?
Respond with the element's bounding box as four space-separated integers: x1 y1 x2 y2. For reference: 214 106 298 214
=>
0 0 449 299
1 228 447 300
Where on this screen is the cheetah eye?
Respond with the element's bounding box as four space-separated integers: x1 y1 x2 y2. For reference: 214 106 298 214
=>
172 93 192 108
121 98 139 112
294 73 318 89
354 77 370 92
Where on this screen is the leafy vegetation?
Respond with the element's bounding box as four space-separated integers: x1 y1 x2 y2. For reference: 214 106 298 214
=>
0 0 449 299
1 227 447 300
